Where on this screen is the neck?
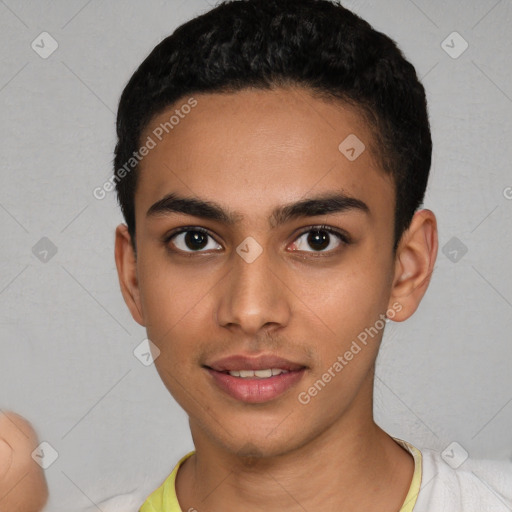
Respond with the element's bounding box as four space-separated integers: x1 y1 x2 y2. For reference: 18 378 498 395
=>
176 378 414 512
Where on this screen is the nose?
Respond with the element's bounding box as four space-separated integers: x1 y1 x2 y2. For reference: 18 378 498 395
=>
215 244 291 335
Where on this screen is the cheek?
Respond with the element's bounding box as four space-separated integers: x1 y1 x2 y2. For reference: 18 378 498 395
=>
288 265 390 404
138 250 200 320
137 256 215 368
291 261 388 339
292 271 386 413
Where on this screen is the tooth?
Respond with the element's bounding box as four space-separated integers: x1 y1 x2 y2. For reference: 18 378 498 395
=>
254 369 272 378
227 368 291 378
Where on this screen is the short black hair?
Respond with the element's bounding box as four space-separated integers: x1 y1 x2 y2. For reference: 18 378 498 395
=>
114 0 432 254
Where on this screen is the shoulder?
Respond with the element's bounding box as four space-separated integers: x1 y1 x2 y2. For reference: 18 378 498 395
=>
414 446 512 511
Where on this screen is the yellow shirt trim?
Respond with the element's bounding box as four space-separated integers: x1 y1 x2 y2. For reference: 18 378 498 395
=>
140 437 422 512
139 450 195 512
392 436 423 512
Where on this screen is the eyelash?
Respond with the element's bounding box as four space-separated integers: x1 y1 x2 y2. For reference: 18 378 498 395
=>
163 224 351 257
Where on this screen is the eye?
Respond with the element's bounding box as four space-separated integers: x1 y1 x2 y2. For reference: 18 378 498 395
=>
290 225 350 254
164 224 351 256
165 227 222 253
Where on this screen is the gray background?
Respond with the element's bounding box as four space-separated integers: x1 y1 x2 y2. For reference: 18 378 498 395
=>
1 0 511 510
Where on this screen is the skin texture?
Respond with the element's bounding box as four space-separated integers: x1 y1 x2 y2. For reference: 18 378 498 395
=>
0 411 48 512
115 86 438 511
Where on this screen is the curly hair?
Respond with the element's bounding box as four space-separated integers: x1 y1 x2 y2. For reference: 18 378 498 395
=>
113 0 431 254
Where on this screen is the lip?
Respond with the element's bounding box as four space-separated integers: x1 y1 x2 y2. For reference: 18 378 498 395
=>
205 367 307 403
204 354 306 372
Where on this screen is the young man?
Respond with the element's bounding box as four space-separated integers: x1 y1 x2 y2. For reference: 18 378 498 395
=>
113 0 512 510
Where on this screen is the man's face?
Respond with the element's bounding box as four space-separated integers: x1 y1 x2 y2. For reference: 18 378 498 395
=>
128 87 398 456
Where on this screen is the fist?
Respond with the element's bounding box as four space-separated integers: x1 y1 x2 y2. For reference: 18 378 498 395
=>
0 411 48 512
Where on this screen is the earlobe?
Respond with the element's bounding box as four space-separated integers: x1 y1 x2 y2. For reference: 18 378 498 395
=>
114 224 145 326
388 209 438 322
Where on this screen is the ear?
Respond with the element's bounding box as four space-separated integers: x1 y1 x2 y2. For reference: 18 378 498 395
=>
114 224 145 326
387 209 438 322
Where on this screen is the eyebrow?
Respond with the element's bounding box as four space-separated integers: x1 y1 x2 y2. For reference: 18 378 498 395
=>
146 191 370 228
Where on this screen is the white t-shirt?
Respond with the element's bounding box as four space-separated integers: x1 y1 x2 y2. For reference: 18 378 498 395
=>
91 437 512 511
401 439 512 511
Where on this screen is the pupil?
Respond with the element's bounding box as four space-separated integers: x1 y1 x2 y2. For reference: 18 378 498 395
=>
185 231 208 250
308 229 329 251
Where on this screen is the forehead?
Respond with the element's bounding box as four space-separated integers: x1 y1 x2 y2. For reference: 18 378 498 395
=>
136 87 394 226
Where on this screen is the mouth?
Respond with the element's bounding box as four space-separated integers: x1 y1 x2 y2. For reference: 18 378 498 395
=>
207 368 295 378
203 366 307 403
204 353 306 373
